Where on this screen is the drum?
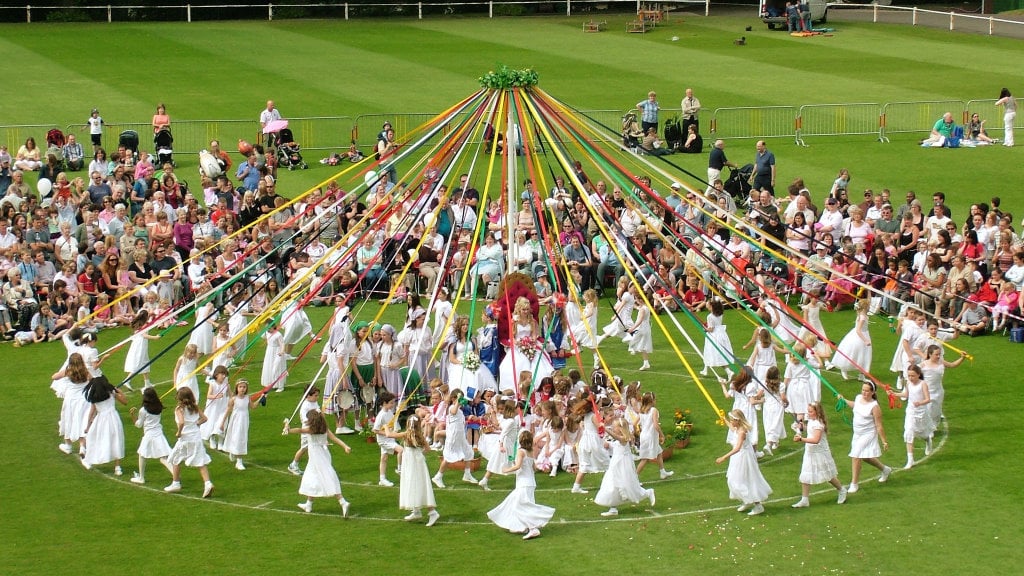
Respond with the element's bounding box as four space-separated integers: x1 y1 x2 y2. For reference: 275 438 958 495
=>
337 390 355 410
1010 327 1024 344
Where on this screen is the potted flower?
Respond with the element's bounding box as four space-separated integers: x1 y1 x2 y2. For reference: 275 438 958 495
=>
672 408 693 449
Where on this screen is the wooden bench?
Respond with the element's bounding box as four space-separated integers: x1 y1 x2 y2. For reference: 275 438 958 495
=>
627 19 647 33
583 19 607 33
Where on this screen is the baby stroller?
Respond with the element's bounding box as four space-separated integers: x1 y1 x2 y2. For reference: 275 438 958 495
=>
275 128 307 170
724 163 753 206
154 128 174 167
621 111 643 151
118 130 140 162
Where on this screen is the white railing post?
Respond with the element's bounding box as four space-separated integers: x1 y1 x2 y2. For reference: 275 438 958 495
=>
345 3 348 20
949 11 955 31
913 7 917 26
26 4 30 23
187 4 191 22
489 1 493 18
990 17 994 35
873 3 877 22
269 3 273 21
107 4 111 22
419 2 422 19
566 0 570 17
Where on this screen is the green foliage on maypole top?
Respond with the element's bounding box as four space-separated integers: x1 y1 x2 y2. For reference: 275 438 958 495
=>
478 65 539 90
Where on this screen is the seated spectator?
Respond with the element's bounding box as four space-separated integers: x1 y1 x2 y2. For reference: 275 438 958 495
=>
61 134 85 171
88 147 110 178
966 112 994 143
14 137 42 171
4 268 38 331
953 294 988 336
640 127 671 156
681 123 703 154
921 112 956 145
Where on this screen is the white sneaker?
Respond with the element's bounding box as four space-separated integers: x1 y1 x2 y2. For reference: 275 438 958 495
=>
736 503 752 512
523 528 541 540
659 469 674 479
341 499 350 518
847 482 859 494
354 422 364 433
58 443 72 454
378 478 394 487
202 482 214 498
925 438 933 456
791 498 810 508
478 479 491 491
763 445 774 456
648 489 656 507
879 466 893 483
426 510 440 527
114 466 123 476
288 462 303 476
130 473 145 485
164 482 181 493
755 451 765 459
747 503 765 516
297 501 312 513
338 426 355 435
638 362 650 371
404 510 423 521
432 475 446 489
571 485 589 494
235 460 246 471
837 487 848 504
903 459 914 470
600 508 619 517
462 471 478 484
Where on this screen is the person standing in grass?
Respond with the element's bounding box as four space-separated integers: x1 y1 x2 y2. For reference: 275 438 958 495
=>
839 382 893 495
487 430 554 540
888 364 932 470
715 409 772 516
123 310 160 391
595 417 656 517
57 353 92 458
995 88 1016 147
219 379 262 471
569 392 609 494
373 391 403 487
432 388 479 488
634 392 673 479
791 402 847 508
164 387 215 498
128 387 172 485
285 409 352 517
385 409 440 527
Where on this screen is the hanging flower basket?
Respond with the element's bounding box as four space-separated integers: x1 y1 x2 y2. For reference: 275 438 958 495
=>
478 65 539 90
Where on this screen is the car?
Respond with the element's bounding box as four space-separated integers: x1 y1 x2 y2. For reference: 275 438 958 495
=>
759 0 828 30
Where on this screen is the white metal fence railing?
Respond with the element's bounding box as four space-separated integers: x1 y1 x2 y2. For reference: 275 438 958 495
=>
832 4 1024 37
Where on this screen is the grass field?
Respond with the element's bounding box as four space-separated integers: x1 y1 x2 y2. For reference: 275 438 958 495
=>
2 13 1023 575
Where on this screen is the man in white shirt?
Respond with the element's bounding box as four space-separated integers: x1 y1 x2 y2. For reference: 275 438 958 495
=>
817 197 844 243
260 100 282 148
680 88 702 135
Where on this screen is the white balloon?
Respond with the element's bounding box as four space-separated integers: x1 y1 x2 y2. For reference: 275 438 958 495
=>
37 177 52 196
364 171 377 187
423 212 436 229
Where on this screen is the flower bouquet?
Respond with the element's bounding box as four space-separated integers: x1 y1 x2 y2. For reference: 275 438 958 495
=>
462 350 481 372
516 336 539 362
672 408 693 445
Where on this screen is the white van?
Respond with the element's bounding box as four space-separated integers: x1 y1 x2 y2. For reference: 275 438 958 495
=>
759 0 828 30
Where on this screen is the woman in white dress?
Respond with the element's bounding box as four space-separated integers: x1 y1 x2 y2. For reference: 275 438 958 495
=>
164 388 215 498
721 366 763 451
890 364 932 470
219 380 262 471
889 309 926 389
82 375 127 474
285 409 352 516
701 299 735 377
918 344 966 436
745 327 778 389
634 392 673 479
599 276 634 340
839 382 893 494
200 365 230 450
129 387 173 484
487 430 554 540
173 344 201 400
447 316 497 398
187 300 217 355
262 320 287 392
829 297 872 381
499 297 554 390
715 409 772 516
280 299 313 358
432 389 479 488
570 394 609 494
791 402 847 507
57 354 92 457
385 410 440 526
761 367 785 455
595 417 655 517
782 343 812 435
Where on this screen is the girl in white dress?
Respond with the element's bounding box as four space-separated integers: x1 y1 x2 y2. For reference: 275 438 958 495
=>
568 289 600 367
211 323 235 372
626 286 653 371
400 309 433 382
919 344 966 439
376 324 406 399
82 375 128 475
745 327 778 390
447 316 497 398
595 417 656 517
634 392 673 479
487 430 555 540
701 299 735 377
715 409 772 516
570 394 609 494
57 353 92 457
128 387 172 484
761 367 786 455
262 319 287 392
791 402 846 507
187 300 216 355
598 276 635 341
173 343 200 400
164 388 215 498
800 290 830 357
479 398 520 491
200 365 230 450
499 297 554 389
839 382 893 494
889 364 932 470
889 309 925 389
782 342 812 435
280 299 313 359
432 388 479 488
322 307 354 434
123 310 160 390
431 287 454 351
720 367 763 452
219 379 262 470
384 409 440 526
285 409 352 516
828 297 872 381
